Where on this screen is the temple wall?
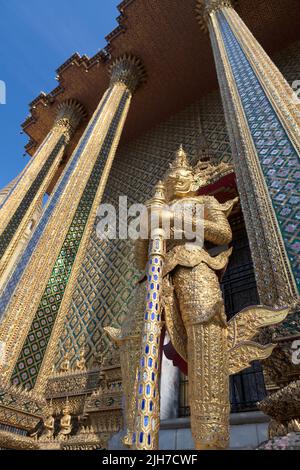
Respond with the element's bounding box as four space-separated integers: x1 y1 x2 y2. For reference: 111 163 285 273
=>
55 39 300 367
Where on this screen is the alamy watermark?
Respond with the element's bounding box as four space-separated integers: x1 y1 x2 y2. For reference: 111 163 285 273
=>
96 196 204 248
0 80 6 104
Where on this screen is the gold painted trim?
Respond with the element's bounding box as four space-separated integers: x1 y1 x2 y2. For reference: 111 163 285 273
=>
207 15 273 305
34 83 132 393
0 88 116 379
0 133 67 290
0 101 86 290
207 10 298 303
224 8 300 159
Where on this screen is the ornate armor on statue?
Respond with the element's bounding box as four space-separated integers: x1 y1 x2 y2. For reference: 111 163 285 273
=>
106 146 289 450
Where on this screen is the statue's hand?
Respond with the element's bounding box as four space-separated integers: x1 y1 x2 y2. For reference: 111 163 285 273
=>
143 206 174 239
150 206 173 224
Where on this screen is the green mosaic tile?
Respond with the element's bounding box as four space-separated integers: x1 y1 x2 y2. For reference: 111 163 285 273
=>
11 92 129 389
0 136 66 259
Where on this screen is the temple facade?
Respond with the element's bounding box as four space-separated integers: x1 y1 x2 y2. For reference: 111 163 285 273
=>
0 0 299 450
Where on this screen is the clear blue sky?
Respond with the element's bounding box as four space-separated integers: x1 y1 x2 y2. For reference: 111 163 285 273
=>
0 0 120 189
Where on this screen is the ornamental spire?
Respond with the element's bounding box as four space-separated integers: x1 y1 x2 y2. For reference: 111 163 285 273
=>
108 54 146 94
196 0 235 33
55 99 87 139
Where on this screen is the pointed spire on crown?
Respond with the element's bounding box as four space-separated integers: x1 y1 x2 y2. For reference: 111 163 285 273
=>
169 145 193 172
63 396 70 413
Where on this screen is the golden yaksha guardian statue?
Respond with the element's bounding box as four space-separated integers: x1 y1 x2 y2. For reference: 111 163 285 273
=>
58 397 72 441
106 146 289 450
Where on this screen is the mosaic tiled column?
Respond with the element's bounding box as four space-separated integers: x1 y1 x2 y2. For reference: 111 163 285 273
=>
0 55 146 393
196 0 300 307
0 100 86 290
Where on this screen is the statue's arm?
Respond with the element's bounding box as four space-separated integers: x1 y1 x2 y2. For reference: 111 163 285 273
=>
202 197 238 246
204 209 233 245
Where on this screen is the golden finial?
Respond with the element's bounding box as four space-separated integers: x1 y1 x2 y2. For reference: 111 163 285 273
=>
153 180 166 201
169 145 192 172
146 180 167 210
63 397 70 414
47 398 53 415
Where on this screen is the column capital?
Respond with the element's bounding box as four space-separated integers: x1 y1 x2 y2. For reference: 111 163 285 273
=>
108 54 146 94
54 99 87 140
196 0 236 32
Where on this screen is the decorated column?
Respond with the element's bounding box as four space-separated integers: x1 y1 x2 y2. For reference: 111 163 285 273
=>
0 55 146 393
0 100 86 289
196 0 300 308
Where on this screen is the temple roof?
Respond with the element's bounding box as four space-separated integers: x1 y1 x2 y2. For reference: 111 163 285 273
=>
22 0 300 158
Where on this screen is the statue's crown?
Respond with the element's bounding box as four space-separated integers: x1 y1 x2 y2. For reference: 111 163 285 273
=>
47 399 53 415
169 145 193 172
63 397 70 413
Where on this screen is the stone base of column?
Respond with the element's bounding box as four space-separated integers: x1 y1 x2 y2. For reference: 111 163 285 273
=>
108 429 129 450
108 412 270 450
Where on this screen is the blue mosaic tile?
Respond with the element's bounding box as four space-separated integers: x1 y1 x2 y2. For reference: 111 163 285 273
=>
0 132 53 211
0 135 66 259
0 89 113 318
11 91 130 389
218 11 300 290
